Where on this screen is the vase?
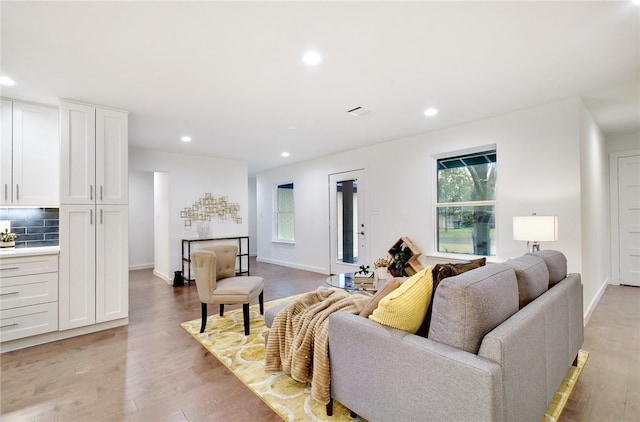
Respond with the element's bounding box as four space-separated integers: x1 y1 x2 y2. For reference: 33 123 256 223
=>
196 221 210 239
0 240 15 248
374 267 390 282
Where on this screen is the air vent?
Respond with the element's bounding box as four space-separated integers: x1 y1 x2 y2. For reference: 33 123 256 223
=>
347 106 372 116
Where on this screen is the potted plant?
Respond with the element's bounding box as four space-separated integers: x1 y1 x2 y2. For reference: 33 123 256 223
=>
1 228 17 248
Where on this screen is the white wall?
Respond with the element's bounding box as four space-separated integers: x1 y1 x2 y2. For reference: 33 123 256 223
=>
128 170 154 270
606 130 640 153
129 147 248 282
257 98 600 312
248 177 258 256
579 101 610 322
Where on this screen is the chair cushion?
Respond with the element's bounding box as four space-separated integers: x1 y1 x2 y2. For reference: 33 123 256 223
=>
210 276 264 304
527 249 567 287
369 268 433 334
504 255 549 308
428 264 519 354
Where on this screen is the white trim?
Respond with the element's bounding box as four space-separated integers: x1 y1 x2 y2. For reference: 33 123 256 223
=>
609 149 640 286
256 256 327 275
153 269 171 284
129 263 154 271
583 276 609 326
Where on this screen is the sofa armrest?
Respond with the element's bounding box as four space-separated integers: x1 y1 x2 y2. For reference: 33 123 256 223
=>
329 312 504 422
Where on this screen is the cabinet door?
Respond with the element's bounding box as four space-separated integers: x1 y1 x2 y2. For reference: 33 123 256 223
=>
60 101 96 205
96 108 128 205
12 102 59 206
96 205 128 322
59 205 96 329
0 100 12 205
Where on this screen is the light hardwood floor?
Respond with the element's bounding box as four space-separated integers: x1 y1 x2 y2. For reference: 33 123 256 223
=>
1 260 638 421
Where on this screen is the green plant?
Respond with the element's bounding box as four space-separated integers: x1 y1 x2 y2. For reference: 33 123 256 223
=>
388 242 413 277
1 228 17 242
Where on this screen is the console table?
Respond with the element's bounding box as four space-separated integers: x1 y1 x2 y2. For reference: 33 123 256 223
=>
181 236 250 284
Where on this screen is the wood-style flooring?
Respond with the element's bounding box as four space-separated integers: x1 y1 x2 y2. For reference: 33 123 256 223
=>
1 259 638 421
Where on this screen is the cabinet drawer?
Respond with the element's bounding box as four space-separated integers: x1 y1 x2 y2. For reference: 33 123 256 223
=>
0 254 58 278
0 302 58 342
0 273 58 310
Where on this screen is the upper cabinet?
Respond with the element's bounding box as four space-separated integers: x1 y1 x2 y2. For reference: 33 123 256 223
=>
60 100 128 205
1 99 59 206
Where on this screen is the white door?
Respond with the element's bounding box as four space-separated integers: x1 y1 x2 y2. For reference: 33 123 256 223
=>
0 100 12 205
59 205 96 329
618 155 640 287
329 170 367 274
96 205 129 322
60 101 96 205
96 108 128 205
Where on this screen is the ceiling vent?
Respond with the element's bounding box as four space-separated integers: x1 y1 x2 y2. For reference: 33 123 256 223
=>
347 106 372 116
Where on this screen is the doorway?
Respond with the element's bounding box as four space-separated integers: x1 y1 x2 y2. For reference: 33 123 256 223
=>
613 153 640 287
329 170 367 274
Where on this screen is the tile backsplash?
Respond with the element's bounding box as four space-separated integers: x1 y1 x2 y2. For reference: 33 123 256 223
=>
0 208 59 248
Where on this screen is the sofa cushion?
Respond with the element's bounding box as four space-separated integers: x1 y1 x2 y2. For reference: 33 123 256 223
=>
527 250 567 287
359 277 402 318
504 255 550 308
428 264 519 354
369 268 433 333
415 258 487 338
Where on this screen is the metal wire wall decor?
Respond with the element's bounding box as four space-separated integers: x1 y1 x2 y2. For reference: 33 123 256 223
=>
180 193 242 227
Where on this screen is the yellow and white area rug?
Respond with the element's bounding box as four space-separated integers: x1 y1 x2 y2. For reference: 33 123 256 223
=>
181 299 588 422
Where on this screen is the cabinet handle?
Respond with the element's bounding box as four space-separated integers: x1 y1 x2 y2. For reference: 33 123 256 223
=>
0 266 19 271
90 185 93 201
3 184 7 201
100 185 103 201
0 323 18 329
0 291 19 296
15 184 19 201
90 209 93 225
100 208 103 224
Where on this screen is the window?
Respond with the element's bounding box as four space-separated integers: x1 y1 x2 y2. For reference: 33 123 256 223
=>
436 149 497 256
274 183 294 242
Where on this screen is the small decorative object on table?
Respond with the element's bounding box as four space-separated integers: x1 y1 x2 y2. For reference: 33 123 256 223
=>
1 228 17 248
374 257 391 283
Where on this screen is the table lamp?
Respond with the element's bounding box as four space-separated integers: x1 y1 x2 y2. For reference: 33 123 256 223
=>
513 214 558 252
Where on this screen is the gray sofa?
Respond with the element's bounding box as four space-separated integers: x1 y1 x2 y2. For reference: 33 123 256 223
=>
328 250 584 422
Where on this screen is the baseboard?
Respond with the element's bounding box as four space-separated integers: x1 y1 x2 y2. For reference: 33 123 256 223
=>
129 263 154 271
255 257 327 275
584 277 609 326
153 269 172 284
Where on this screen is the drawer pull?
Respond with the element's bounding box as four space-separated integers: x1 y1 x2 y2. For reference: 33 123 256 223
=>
0 291 19 296
0 323 18 329
0 267 19 271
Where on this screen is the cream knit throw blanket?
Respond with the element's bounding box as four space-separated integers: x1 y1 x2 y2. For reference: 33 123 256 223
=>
264 287 370 405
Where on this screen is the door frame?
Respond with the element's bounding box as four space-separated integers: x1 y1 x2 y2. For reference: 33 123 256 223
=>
609 149 640 286
328 169 368 275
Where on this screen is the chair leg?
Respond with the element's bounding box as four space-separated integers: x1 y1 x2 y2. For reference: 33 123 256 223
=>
219 304 224 317
200 303 207 333
259 290 264 315
242 303 250 335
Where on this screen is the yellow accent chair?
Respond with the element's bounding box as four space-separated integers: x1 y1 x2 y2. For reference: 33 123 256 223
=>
190 245 264 334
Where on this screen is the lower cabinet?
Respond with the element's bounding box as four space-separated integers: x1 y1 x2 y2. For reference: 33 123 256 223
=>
0 253 59 342
59 204 128 330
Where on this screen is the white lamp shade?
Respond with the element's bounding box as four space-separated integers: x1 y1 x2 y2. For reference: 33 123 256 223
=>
513 215 558 242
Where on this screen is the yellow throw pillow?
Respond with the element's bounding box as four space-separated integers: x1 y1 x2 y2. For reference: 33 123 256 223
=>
369 267 433 333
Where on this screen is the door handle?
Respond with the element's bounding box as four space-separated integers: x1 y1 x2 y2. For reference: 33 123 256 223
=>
359 231 365 235
4 184 7 201
100 208 103 224
90 185 93 201
90 209 93 225
15 184 19 201
100 185 103 201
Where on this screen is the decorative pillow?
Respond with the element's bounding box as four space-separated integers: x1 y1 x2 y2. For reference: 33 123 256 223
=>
369 268 433 333
359 278 402 318
415 258 487 337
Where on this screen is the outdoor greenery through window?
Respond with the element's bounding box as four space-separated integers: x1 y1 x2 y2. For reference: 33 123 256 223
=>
275 183 294 242
437 149 496 256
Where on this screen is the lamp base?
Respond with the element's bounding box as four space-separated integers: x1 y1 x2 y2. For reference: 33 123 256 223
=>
527 241 541 253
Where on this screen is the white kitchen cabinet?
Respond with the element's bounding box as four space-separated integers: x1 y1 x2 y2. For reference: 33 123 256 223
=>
60 100 128 205
59 100 129 331
0 99 59 206
0 253 59 342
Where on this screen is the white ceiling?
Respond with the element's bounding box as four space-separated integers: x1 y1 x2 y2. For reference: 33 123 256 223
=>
2 1 639 175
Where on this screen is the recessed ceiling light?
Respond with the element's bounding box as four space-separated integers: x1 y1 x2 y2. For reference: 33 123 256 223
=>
302 51 322 66
0 76 16 86
281 152 290 157
181 136 192 142
424 108 439 117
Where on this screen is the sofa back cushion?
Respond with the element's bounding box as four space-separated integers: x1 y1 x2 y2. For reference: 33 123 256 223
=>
527 250 567 287
504 255 549 308
428 264 519 354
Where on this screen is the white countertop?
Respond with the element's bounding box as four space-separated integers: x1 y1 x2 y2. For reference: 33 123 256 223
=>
0 246 60 258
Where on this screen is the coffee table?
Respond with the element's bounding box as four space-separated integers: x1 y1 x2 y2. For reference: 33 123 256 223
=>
326 273 381 293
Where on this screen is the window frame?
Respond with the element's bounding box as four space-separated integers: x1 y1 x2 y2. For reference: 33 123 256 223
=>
273 182 295 243
434 146 497 258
